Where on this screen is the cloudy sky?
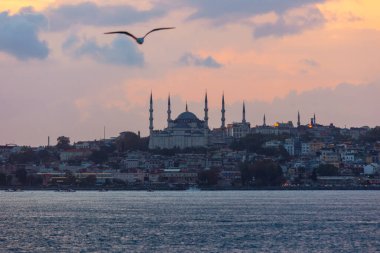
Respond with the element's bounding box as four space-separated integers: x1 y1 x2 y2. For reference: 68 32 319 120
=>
1 0 380 146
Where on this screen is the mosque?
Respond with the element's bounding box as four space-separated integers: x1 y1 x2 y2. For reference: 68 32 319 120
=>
148 93 316 149
149 93 244 149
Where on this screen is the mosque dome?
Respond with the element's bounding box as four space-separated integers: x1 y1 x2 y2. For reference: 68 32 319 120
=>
175 111 199 121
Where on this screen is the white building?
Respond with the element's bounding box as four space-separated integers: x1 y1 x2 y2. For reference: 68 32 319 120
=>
301 143 311 156
149 93 228 149
227 102 251 139
284 139 295 156
341 151 356 163
364 163 379 175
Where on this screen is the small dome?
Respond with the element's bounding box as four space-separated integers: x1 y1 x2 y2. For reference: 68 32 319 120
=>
175 111 199 121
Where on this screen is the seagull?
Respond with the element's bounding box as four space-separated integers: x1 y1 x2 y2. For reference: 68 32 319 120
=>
104 27 175 45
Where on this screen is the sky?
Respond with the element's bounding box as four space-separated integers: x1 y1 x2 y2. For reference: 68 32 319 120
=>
1 0 380 146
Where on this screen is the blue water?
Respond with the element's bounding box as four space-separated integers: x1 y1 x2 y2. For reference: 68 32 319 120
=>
0 191 379 252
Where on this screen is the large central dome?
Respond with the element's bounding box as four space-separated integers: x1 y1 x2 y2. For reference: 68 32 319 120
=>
175 111 199 121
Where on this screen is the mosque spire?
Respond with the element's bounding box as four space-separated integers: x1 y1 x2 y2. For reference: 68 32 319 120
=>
221 93 226 129
149 92 154 133
186 101 188 112
204 91 209 128
313 113 316 125
242 101 246 123
297 111 301 127
263 114 266 126
167 94 171 125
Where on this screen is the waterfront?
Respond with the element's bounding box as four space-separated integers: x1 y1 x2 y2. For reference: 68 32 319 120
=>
1 191 380 252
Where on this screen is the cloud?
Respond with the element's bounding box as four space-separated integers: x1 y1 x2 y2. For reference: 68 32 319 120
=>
179 53 222 68
156 82 380 130
301 58 319 67
238 82 380 128
0 8 49 60
64 36 144 66
128 82 380 135
47 2 166 30
184 0 325 24
62 34 80 50
254 7 325 38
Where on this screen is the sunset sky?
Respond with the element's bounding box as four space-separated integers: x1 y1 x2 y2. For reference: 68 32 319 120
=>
1 0 380 146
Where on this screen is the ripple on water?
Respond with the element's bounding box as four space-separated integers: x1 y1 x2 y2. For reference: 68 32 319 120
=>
1 191 380 252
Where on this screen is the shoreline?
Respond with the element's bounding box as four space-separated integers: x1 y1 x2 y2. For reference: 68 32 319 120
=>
2 185 380 191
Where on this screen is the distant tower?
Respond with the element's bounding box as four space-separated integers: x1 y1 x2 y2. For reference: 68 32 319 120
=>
221 93 226 129
48 136 50 147
149 92 154 134
313 113 316 125
263 114 266 126
186 101 188 112
242 101 246 123
204 92 209 128
167 94 171 125
297 111 301 127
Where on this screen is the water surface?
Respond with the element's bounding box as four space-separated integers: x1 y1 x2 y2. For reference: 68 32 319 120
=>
1 191 379 252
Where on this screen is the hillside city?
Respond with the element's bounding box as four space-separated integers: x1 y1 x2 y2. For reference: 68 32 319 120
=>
1 114 380 190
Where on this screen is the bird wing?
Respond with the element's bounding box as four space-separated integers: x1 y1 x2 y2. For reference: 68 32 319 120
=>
104 31 137 40
143 27 175 38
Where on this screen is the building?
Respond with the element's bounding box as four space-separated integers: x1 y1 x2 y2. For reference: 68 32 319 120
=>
149 93 229 149
60 149 92 162
284 139 296 156
227 102 251 138
320 148 340 167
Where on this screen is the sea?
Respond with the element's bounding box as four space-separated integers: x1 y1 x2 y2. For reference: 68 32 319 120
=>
0 190 379 252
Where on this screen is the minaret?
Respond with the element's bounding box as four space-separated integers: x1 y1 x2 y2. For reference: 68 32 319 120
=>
313 113 316 125
204 92 209 128
149 92 154 134
297 111 301 127
186 101 188 112
242 101 246 123
167 94 171 126
263 114 266 126
221 93 226 129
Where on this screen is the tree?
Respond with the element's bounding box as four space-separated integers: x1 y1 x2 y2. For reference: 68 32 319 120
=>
89 150 108 164
310 168 318 182
9 148 38 164
56 136 71 150
198 168 219 186
240 162 254 185
316 164 339 176
37 149 58 163
80 175 97 186
230 134 268 152
63 171 77 185
240 160 284 187
363 127 380 143
116 132 148 152
0 173 6 186
27 174 43 186
15 168 28 185
6 175 13 186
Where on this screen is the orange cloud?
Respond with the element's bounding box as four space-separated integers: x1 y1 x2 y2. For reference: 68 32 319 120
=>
0 0 54 13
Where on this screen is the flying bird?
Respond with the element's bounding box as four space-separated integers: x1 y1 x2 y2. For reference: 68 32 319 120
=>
104 27 175 45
